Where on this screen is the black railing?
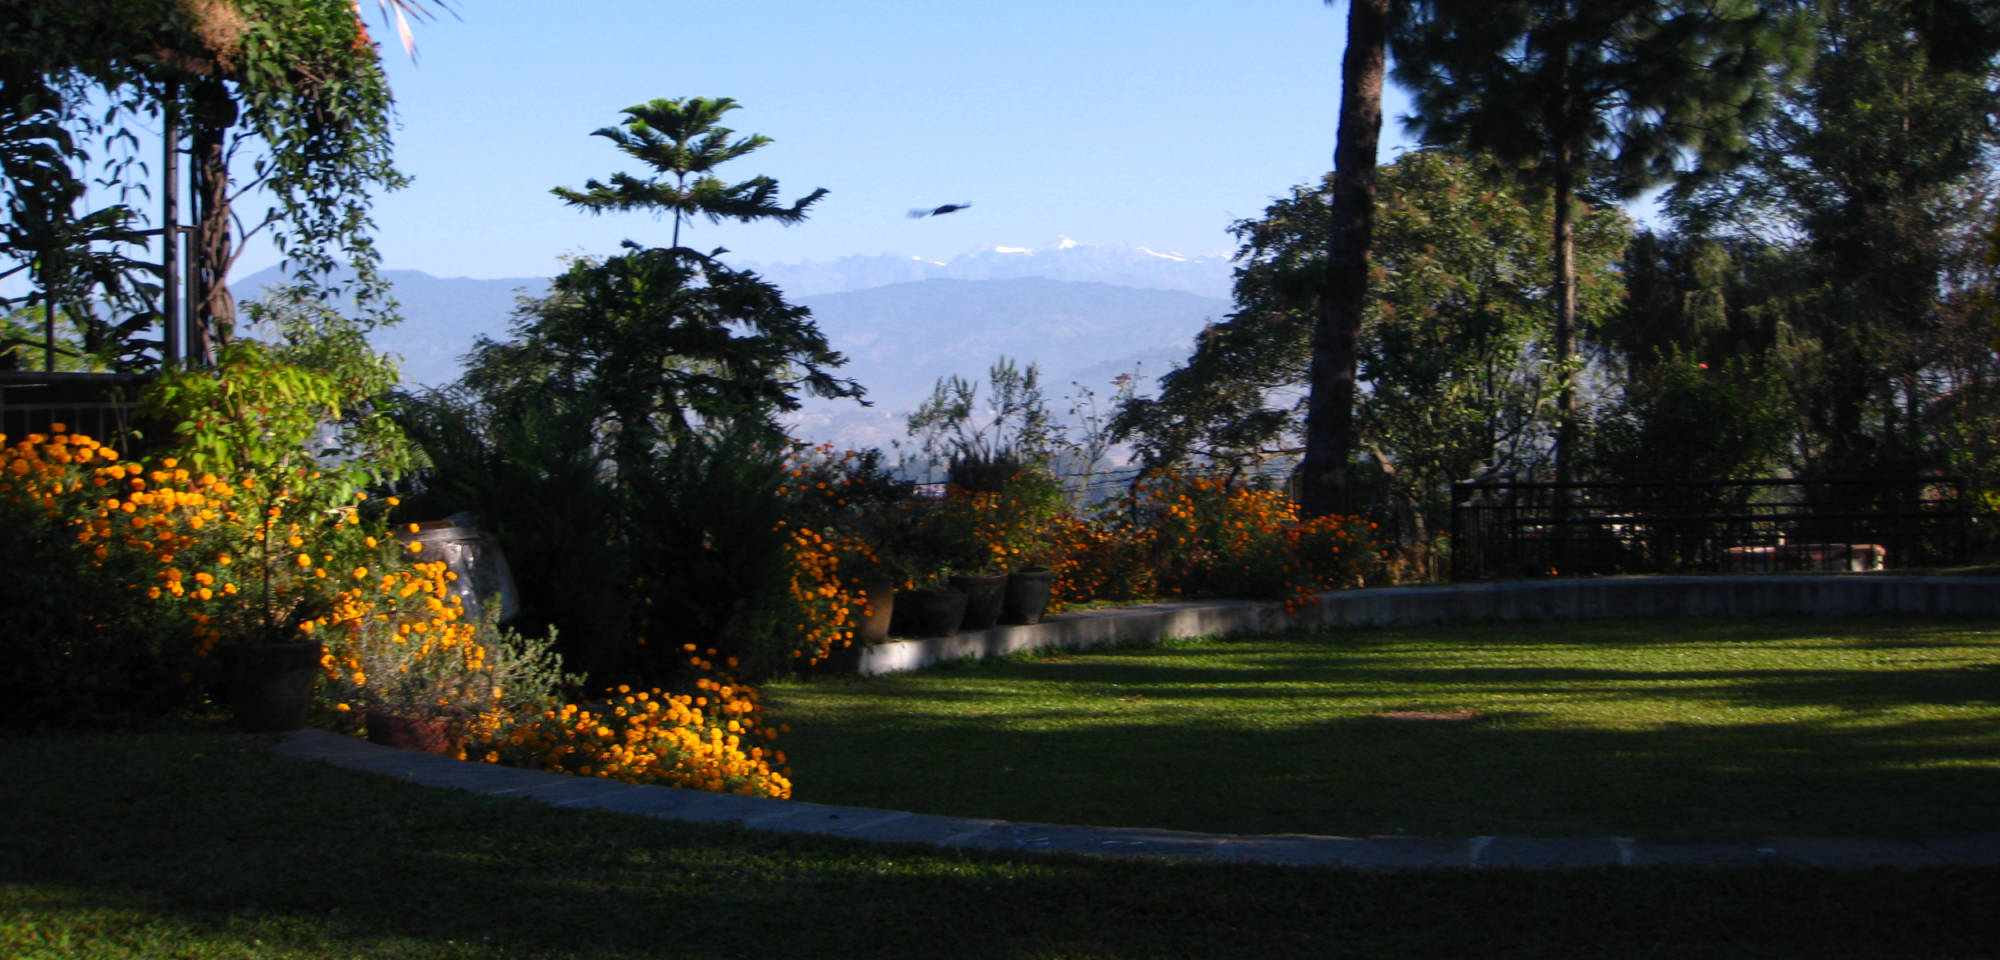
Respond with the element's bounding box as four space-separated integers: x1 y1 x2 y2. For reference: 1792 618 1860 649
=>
1449 476 1970 581
0 372 154 452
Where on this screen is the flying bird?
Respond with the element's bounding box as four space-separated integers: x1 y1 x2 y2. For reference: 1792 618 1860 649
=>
909 203 973 218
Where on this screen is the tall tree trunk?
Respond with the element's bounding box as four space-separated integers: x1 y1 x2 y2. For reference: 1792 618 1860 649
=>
1300 0 1388 519
162 79 182 369
189 76 236 366
1551 144 1576 488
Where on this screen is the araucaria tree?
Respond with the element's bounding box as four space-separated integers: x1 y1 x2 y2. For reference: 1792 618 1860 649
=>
550 97 828 252
401 97 860 684
480 96 859 473
1387 0 1807 484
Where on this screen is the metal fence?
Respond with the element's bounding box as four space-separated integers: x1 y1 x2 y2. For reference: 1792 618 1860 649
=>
0 372 153 452
1449 476 1971 581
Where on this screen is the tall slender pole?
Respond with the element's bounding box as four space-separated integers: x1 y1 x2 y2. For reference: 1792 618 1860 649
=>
162 79 182 369
43 297 55 372
185 114 202 367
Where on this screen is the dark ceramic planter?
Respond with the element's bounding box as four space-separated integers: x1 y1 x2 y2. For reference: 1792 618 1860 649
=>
223 641 321 733
949 573 1008 631
890 587 968 638
848 574 897 646
1001 569 1056 625
812 574 897 676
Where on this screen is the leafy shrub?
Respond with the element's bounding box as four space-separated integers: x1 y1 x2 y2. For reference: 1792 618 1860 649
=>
1591 346 1791 485
0 427 197 729
390 389 634 682
1040 469 1383 611
311 558 574 728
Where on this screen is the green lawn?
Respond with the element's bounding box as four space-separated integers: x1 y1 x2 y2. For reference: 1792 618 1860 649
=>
4 728 1998 959
766 616 2000 838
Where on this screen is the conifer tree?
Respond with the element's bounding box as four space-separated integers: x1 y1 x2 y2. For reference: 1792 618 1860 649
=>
551 97 828 250
477 97 858 475
1388 0 1807 484
1299 0 1390 518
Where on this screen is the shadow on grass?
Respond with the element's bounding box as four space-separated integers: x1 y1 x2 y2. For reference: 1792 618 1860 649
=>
775 617 2000 838
783 704 2000 838
4 730 1999 959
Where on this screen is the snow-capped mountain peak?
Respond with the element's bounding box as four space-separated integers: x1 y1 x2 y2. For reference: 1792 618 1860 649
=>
743 238 1234 299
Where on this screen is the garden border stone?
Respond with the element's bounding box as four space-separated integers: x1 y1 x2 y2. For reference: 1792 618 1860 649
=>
263 726 2000 869
856 574 2000 676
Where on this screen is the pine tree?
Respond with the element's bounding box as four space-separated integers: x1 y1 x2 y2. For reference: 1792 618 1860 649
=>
1298 0 1390 518
1669 0 2000 477
1388 0 1808 484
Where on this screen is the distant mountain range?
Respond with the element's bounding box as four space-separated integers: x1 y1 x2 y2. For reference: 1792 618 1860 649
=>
785 277 1225 452
236 240 1234 451
741 237 1235 300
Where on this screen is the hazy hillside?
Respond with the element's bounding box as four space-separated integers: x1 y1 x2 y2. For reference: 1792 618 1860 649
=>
237 266 547 389
788 277 1226 450
235 257 1232 451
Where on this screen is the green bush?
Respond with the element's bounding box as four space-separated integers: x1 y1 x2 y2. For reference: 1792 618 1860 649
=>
0 490 198 730
624 426 799 684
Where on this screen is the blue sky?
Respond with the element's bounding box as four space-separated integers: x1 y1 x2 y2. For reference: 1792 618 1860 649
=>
268 0 1420 281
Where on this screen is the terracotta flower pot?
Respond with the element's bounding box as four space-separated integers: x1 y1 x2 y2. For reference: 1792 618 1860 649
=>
365 710 463 755
949 573 1008 631
1001 569 1056 625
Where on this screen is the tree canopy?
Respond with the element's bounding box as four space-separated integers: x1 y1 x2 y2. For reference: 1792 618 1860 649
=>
1116 151 1630 529
1 0 409 368
1387 0 1808 482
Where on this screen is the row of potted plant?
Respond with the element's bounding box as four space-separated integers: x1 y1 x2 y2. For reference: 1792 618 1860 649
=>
786 440 1389 647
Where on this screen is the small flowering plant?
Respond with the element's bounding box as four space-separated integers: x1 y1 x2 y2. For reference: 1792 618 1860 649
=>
135 341 407 647
310 556 573 729
480 671 792 798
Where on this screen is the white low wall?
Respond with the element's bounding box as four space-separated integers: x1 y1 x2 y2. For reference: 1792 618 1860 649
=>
854 575 2000 677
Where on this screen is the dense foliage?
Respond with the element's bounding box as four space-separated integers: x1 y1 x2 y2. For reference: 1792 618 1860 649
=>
1 0 408 368
1115 151 1630 536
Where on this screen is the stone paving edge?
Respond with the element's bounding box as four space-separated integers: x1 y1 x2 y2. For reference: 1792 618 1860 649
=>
262 728 2000 870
